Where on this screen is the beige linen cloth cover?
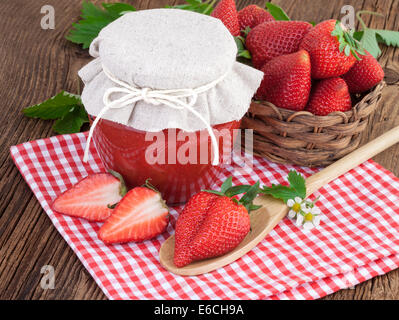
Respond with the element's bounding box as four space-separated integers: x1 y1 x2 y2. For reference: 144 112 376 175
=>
78 8 263 134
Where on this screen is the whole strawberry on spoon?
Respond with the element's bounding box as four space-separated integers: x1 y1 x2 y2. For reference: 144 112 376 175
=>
165 178 261 269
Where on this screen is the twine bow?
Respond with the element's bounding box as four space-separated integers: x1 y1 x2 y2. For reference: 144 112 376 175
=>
83 65 228 165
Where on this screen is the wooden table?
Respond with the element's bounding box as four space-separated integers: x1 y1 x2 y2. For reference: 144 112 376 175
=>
0 0 398 300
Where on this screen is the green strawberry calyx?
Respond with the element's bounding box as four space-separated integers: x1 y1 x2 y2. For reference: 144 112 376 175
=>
203 177 262 213
331 20 366 60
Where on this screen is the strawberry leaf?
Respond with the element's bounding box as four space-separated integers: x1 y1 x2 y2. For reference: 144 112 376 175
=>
354 11 399 58
375 30 399 47
261 184 298 203
23 91 83 120
225 185 252 197
66 2 136 49
239 181 260 207
234 36 251 60
166 0 215 15
220 177 233 193
360 28 381 58
23 91 89 134
108 169 128 197
332 21 366 60
52 105 89 134
261 170 307 203
287 170 306 199
265 3 290 21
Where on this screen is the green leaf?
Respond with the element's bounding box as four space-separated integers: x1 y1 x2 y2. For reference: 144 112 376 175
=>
265 3 290 21
167 0 215 15
360 28 381 58
261 170 307 203
375 30 399 47
66 1 136 48
224 185 252 197
220 177 233 193
23 91 82 120
239 181 260 206
234 36 252 60
287 170 306 199
52 105 89 134
108 169 128 197
101 3 136 17
261 184 298 203
331 21 365 59
203 190 225 196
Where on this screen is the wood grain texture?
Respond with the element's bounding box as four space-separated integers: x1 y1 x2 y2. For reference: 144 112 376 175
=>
0 0 397 300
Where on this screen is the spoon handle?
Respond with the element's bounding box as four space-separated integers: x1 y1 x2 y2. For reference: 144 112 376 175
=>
306 125 399 197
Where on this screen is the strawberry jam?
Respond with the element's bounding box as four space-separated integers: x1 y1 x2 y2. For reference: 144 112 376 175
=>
91 118 241 204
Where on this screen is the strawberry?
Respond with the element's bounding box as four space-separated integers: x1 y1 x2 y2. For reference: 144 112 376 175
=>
306 77 352 116
98 185 169 243
246 20 313 69
342 51 384 93
255 50 311 111
238 5 274 31
300 20 364 79
189 196 250 262
52 172 126 222
211 0 240 36
174 179 260 268
174 191 219 267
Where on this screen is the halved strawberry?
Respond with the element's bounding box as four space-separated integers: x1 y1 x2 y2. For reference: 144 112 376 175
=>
98 186 169 244
52 172 126 222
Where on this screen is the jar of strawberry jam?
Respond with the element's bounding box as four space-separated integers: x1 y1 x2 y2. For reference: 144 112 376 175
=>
78 9 262 204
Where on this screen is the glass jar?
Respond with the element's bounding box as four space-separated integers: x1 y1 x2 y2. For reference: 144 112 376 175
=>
91 118 241 204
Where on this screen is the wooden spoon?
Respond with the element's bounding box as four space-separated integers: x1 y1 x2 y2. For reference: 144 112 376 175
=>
159 126 399 276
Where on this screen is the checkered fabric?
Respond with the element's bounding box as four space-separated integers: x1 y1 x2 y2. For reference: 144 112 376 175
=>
10 132 399 300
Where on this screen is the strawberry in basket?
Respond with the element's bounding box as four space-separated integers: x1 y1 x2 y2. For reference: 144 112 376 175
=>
255 50 311 111
246 20 312 69
342 50 385 94
211 0 240 36
237 4 274 31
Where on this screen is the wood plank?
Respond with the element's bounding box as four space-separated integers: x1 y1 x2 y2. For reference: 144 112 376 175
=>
0 0 398 300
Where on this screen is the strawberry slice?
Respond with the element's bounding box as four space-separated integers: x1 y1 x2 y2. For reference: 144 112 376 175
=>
98 186 169 244
52 172 126 222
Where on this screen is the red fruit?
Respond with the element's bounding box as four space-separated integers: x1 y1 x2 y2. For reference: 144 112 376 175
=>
306 78 352 116
246 20 313 69
255 50 311 111
174 192 219 268
52 173 124 222
175 196 250 267
300 20 358 79
342 51 384 93
211 0 240 36
237 5 274 31
98 187 169 243
190 196 250 262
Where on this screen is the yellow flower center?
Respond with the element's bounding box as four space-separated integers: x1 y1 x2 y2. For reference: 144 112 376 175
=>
305 213 313 221
292 203 301 213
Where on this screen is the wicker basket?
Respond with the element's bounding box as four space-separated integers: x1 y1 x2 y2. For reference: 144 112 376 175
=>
241 81 386 167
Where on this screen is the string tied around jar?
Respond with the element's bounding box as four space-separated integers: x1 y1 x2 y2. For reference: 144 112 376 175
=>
83 65 228 166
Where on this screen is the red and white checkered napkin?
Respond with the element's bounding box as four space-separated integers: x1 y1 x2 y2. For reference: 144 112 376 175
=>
10 132 399 300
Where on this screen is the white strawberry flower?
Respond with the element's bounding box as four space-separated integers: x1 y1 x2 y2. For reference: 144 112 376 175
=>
302 205 322 230
287 197 306 218
287 197 322 230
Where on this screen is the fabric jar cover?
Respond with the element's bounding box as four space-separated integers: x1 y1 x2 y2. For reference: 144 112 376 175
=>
78 8 263 133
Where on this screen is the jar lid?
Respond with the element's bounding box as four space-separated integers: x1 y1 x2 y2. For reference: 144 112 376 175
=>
90 8 237 90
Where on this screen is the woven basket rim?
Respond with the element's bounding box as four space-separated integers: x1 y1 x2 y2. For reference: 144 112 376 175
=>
250 81 386 121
